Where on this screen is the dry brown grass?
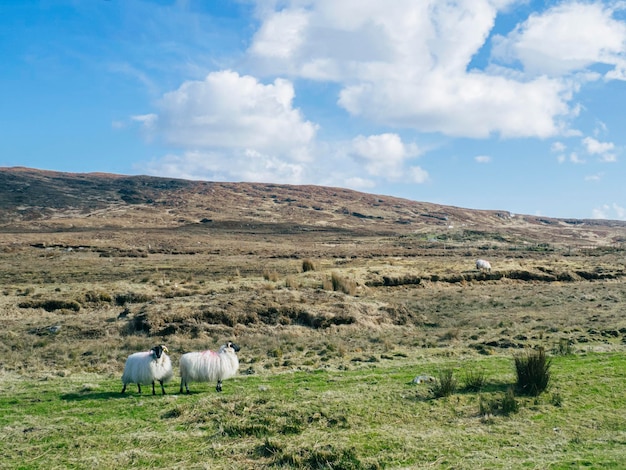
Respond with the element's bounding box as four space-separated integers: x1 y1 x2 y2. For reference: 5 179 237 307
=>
1 233 625 378
1 171 626 376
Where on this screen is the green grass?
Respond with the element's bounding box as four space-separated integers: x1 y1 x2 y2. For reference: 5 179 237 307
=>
1 353 625 469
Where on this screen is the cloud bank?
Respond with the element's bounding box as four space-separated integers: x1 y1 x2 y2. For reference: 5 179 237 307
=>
137 0 626 194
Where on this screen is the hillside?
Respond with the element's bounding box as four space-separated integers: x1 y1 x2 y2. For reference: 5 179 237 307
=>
1 166 624 249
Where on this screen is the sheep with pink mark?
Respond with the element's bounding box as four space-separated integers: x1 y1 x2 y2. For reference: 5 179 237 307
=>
179 341 241 393
121 344 173 395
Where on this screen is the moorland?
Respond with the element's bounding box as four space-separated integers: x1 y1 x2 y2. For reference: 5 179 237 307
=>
0 166 624 469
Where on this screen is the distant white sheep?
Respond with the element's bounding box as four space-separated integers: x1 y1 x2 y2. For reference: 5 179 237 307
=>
476 259 492 272
179 341 241 393
121 345 173 395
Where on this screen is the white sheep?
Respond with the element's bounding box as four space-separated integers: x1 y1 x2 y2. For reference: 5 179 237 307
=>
476 259 492 272
179 341 241 393
121 344 173 395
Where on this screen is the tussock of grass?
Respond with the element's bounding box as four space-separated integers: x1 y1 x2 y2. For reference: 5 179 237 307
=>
463 367 487 392
430 368 457 398
514 348 551 396
329 272 357 295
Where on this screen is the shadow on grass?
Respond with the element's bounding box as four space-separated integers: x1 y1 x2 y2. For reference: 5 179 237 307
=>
408 380 514 401
459 381 514 394
60 389 183 401
61 389 196 401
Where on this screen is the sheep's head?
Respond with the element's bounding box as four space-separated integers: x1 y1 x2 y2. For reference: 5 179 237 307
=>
226 341 241 352
151 345 168 359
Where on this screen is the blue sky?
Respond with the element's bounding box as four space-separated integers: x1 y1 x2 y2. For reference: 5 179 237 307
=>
2 0 626 220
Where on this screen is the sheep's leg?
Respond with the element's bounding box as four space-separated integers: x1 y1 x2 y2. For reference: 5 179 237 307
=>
159 380 166 395
137 383 142 394
216 380 223 392
121 383 127 394
180 378 190 394
151 381 157 395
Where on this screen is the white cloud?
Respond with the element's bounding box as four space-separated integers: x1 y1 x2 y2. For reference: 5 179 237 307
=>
350 133 425 181
551 141 566 153
140 149 307 184
583 136 615 154
143 70 317 161
249 9 309 59
344 176 376 190
475 155 491 163
408 166 429 184
585 173 603 182
248 0 574 139
492 2 626 78
582 136 617 162
569 152 585 164
592 203 626 220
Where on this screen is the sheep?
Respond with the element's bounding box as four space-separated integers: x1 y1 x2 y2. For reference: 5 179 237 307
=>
179 341 241 393
121 344 173 395
476 259 492 272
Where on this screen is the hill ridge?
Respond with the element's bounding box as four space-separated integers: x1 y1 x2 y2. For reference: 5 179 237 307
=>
1 166 624 247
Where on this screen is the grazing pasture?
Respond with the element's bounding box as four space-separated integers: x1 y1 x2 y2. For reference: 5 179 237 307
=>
0 169 625 468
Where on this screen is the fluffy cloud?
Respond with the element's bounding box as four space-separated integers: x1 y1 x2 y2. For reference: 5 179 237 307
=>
592 203 626 220
140 149 307 184
582 136 616 162
143 70 317 161
350 133 427 182
248 0 573 138
134 70 322 183
475 155 491 163
492 2 626 78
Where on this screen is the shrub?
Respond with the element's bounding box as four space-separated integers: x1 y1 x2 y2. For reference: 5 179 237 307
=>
302 259 316 272
463 367 487 392
514 347 551 396
330 272 357 295
553 338 573 356
500 387 520 415
431 369 457 398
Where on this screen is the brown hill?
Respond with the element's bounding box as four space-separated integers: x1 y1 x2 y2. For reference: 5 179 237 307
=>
1 166 624 248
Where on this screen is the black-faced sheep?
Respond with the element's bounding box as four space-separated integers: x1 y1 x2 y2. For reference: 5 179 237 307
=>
179 341 241 393
121 345 173 395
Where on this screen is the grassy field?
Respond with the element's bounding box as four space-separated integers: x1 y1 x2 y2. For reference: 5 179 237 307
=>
1 353 624 469
1 207 626 468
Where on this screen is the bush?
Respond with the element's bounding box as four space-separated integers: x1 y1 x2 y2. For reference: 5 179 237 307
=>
553 338 573 356
500 387 520 415
514 347 551 396
302 259 316 272
329 272 357 295
463 368 487 392
431 369 457 398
